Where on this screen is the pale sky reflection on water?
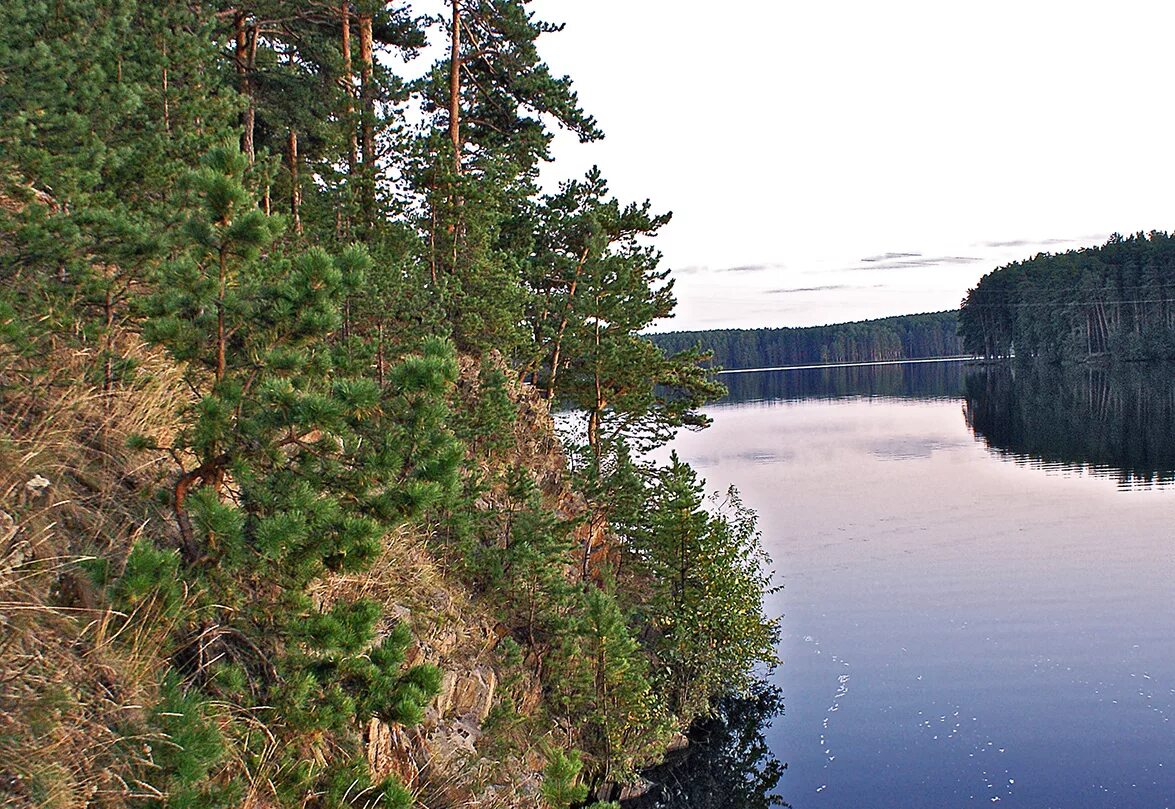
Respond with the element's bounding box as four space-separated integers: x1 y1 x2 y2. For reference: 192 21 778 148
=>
670 391 1175 808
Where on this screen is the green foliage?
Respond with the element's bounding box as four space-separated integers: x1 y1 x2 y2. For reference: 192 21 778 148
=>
0 1 779 804
144 674 237 809
362 624 443 726
637 456 779 721
110 541 185 617
132 147 460 803
0 0 238 404
517 169 728 535
462 466 577 648
376 775 416 809
418 0 601 172
541 749 590 809
549 587 671 783
461 356 519 455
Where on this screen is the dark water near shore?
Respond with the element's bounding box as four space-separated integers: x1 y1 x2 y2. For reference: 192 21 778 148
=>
667 360 1175 809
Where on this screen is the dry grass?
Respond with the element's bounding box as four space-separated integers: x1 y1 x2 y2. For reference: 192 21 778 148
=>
0 336 568 807
1 330 192 807
311 527 489 655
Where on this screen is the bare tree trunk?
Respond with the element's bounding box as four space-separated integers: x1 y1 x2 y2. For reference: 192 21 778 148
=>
161 39 171 134
448 0 462 170
341 2 358 174
545 245 589 399
174 453 230 564
443 1 464 280
589 299 604 462
580 514 598 581
234 13 255 162
288 128 302 234
358 12 375 224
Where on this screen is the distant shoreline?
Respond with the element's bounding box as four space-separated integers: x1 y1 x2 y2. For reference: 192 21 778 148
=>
649 310 964 371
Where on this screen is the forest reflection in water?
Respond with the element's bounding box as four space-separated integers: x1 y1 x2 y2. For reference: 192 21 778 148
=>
718 359 966 404
623 682 788 809
718 358 1175 487
963 361 1175 488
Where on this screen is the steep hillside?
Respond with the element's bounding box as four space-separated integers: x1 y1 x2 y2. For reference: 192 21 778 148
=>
0 3 778 806
1 332 582 807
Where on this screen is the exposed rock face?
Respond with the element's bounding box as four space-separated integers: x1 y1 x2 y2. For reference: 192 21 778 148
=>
436 666 497 722
617 777 655 801
365 719 420 789
361 582 549 808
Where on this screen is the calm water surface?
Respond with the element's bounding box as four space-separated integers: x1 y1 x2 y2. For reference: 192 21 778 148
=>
670 362 1175 808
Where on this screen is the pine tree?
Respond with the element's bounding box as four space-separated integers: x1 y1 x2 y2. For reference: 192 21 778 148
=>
131 144 459 804
527 169 724 462
637 455 779 722
0 0 237 391
409 0 602 356
541 748 590 809
549 587 671 785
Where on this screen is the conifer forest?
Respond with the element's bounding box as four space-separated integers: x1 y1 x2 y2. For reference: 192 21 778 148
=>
0 3 778 807
651 311 963 371
959 232 1175 361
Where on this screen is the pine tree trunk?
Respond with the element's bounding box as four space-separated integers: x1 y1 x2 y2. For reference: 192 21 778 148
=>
288 128 302 234
341 2 358 176
589 301 604 462
358 12 375 223
444 0 464 280
449 0 462 170
161 39 170 133
234 13 256 162
545 245 589 399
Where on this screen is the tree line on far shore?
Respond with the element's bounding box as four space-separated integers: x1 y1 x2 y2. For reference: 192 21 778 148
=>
650 311 963 370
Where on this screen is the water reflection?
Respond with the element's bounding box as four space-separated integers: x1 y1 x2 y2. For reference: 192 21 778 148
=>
720 361 965 405
964 362 1175 489
669 362 1175 807
623 682 788 809
720 359 1175 487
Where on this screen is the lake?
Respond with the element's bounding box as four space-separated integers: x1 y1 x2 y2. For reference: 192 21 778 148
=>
667 360 1175 808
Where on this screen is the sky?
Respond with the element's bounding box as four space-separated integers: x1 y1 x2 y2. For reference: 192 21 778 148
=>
526 0 1175 331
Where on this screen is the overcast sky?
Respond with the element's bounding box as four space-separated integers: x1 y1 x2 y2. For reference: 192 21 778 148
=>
528 0 1175 331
